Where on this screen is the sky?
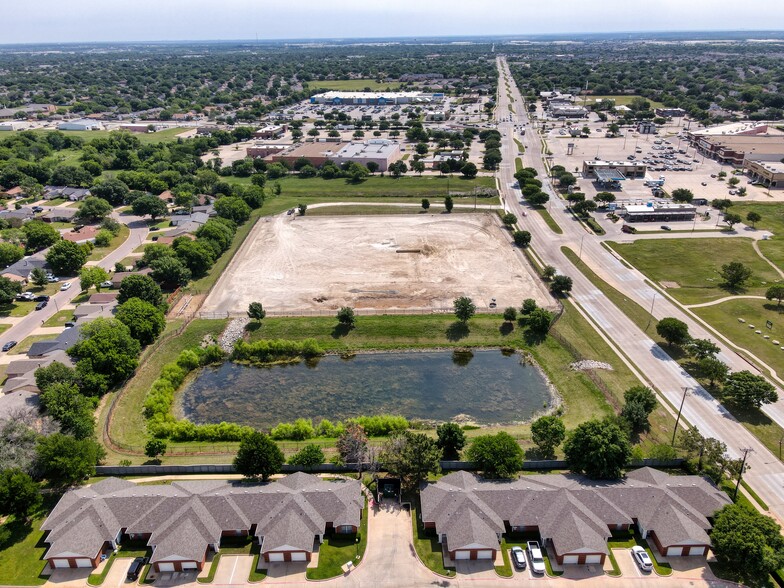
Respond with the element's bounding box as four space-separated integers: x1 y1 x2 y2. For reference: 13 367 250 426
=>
4 0 784 44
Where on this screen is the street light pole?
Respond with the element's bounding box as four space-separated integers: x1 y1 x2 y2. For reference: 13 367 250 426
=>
733 447 754 501
671 387 691 445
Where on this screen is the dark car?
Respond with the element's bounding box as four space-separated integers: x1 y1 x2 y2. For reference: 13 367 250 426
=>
661 225 672 231
35 300 47 310
32 206 44 213
34 295 50 302
127 557 149 581
2 341 17 352
511 546 527 570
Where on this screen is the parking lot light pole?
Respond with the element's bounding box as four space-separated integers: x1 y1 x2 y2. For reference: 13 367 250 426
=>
671 387 691 446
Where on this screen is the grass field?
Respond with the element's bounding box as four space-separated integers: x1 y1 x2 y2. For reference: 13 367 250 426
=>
608 238 781 305
87 224 131 261
0 127 187 145
587 95 665 109
229 175 495 199
306 204 484 216
307 79 402 91
0 300 35 318
0 496 58 586
729 202 784 271
43 309 76 327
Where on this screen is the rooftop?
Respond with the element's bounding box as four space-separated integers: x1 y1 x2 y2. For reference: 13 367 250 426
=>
334 140 400 159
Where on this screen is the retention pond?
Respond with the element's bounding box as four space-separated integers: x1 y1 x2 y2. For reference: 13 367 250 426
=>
179 349 554 429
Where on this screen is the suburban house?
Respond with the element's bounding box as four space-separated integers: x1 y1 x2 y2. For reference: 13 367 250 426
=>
0 207 35 222
43 186 91 201
41 473 363 571
2 350 74 395
170 211 210 228
42 208 78 223
63 225 99 244
111 268 153 288
2 257 48 282
420 468 730 565
28 326 83 358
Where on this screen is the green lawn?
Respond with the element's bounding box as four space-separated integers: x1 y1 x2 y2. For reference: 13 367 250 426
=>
0 496 59 586
197 554 221 584
588 95 665 109
306 205 483 216
43 309 76 327
88 548 149 585
308 79 402 91
230 175 494 199
411 499 455 577
608 238 781 304
0 301 35 318
306 497 368 579
1 128 186 145
607 530 671 576
0 323 10 336
729 202 784 271
534 206 563 234
87 224 131 261
515 157 523 172
9 334 54 355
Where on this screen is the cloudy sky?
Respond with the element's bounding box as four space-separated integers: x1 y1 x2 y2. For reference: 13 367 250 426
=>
5 0 784 44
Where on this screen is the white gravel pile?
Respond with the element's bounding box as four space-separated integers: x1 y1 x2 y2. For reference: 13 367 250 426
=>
219 318 249 352
570 360 614 372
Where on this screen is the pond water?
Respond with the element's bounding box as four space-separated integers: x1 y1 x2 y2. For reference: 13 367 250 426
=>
179 350 554 429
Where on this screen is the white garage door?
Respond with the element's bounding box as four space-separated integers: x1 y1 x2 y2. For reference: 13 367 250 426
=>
687 546 705 556
52 559 71 569
563 555 579 564
158 562 175 572
585 555 602 564
181 562 198 570
454 551 471 560
666 547 682 557
268 553 285 562
476 550 493 560
75 559 92 568
291 552 307 562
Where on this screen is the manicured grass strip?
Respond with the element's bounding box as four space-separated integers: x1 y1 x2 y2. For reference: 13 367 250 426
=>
0 496 59 586
742 479 770 510
515 157 523 172
411 499 455 577
607 530 670 576
306 205 480 216
514 138 524 153
605 550 622 576
495 543 513 577
8 334 55 355
0 300 35 318
43 309 76 327
197 553 221 584
308 79 402 91
534 206 563 234
87 224 130 261
88 551 147 586
306 497 368 579
248 545 267 582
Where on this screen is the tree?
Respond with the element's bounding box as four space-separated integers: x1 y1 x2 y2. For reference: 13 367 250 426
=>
530 415 566 459
557 172 577 189
248 302 266 322
444 195 454 213
35 361 78 393
482 149 502 170
0 242 24 268
624 385 657 414
298 203 307 216
40 382 95 439
233 431 284 481
521 298 538 315
728 177 740 187
687 338 721 360
542 265 556 280
527 307 553 336
149 257 191 288
501 212 517 227
214 196 251 224
30 267 49 288
118 274 163 307
656 317 690 347
436 422 466 460
503 307 517 323
0 469 41 521
46 240 87 275
0 276 23 304
336 306 355 327
76 197 113 222
36 433 105 486
79 266 109 292
724 370 778 408
131 194 169 220
527 191 549 206
720 261 753 289
380 431 442 491
594 191 616 205
144 439 167 461
421 198 430 211
90 178 129 206
388 161 408 178
366 162 379 175
572 200 597 217
712 198 733 212
174 239 215 277
671 188 694 203
461 162 478 178
766 283 784 307
94 230 112 247
336 423 368 466
621 386 657 432
465 432 524 478
68 318 141 396
288 444 325 468
22 220 60 252
711 504 784 585
724 212 741 229
453 296 476 322
512 231 531 247
550 275 573 296
116 297 166 345
746 211 761 228
564 418 631 479
699 357 730 387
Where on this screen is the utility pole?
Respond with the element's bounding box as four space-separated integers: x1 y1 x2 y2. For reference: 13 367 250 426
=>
671 387 691 445
733 447 754 501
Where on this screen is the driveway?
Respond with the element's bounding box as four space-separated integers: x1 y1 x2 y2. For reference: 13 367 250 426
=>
212 555 253 585
101 558 135 588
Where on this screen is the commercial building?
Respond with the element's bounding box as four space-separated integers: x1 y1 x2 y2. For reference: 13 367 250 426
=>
246 143 289 159
550 105 588 119
41 473 363 571
655 107 687 119
582 160 647 180
0 121 28 131
420 468 729 565
621 202 696 223
271 141 349 168
57 119 104 131
637 121 657 134
331 139 402 172
310 91 444 105
745 156 784 189
254 124 288 139
0 104 55 120
690 131 784 166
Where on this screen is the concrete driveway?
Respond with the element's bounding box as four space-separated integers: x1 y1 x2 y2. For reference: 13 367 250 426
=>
212 555 253 585
102 558 135 588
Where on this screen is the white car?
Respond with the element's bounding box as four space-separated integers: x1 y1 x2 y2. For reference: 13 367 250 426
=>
527 541 546 574
631 545 653 572
60 282 72 291
99 281 113 289
47 275 60 283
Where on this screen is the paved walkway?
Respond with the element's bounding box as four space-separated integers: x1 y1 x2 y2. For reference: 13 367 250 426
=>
686 295 768 308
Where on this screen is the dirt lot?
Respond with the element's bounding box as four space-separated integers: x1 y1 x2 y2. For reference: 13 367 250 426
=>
202 213 551 315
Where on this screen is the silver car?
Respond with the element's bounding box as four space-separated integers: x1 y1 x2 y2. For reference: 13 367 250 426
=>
631 545 653 572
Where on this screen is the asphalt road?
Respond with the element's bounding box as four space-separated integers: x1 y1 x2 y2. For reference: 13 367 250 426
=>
495 56 784 522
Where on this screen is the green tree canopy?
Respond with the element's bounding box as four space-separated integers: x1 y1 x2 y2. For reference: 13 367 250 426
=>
132 194 169 220
214 196 251 224
36 433 105 486
766 283 784 307
0 276 23 304
287 444 325 468
465 431 524 478
0 242 24 268
453 296 476 322
656 317 690 347
76 197 113 222
118 274 164 307
436 422 467 460
248 302 266 322
233 431 284 481
39 382 95 439
149 256 191 289
0 468 41 520
720 261 753 289
45 240 88 275
564 418 631 479
723 370 778 408
380 431 442 491
116 297 166 345
531 415 566 459
79 266 109 292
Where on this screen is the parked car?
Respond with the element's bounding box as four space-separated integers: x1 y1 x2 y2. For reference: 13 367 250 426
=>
511 546 526 570
661 225 672 231
631 545 653 572
35 300 47 310
16 292 35 301
47 275 59 283
60 282 72 291
621 224 637 234
32 206 44 213
127 557 149 581
99 281 113 289
34 295 50 302
2 341 17 352
527 541 546 574
701 182 707 186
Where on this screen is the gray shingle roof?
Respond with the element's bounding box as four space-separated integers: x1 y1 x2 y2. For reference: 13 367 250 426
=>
420 467 730 556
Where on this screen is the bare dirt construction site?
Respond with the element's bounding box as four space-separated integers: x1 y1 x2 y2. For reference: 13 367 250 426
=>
201 213 552 315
